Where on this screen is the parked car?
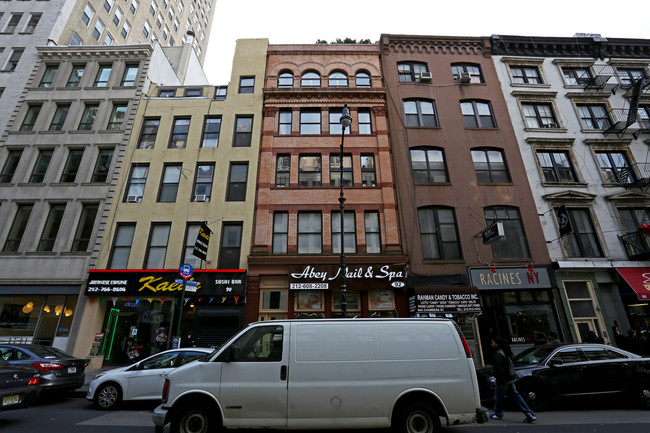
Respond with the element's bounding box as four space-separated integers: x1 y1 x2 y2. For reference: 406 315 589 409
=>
0 344 89 392
87 347 213 410
476 343 650 411
0 357 41 412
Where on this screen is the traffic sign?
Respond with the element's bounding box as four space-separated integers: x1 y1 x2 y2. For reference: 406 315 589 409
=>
185 280 198 286
174 278 185 284
179 264 193 278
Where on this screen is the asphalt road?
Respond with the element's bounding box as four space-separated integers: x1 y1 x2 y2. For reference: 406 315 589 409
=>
2 388 649 433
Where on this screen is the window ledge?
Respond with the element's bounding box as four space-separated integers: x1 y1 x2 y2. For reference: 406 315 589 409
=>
80 182 109 186
40 130 65 134
0 183 16 187
51 182 78 187
98 129 125 133
524 127 568 133
464 127 498 130
421 259 466 264
60 251 92 257
25 251 57 256
18 182 46 187
0 252 23 256
69 130 94 134
476 182 514 186
541 181 588 187
9 130 36 135
510 83 552 89
413 182 451 186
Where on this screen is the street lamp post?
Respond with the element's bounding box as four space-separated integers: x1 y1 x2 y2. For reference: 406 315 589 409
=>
339 104 352 317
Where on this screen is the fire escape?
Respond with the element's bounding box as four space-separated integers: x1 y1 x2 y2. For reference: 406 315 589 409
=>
604 69 650 139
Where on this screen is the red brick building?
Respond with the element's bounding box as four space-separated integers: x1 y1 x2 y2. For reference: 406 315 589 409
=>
246 43 407 322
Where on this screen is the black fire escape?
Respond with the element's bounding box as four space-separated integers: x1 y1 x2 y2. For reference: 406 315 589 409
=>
604 70 650 138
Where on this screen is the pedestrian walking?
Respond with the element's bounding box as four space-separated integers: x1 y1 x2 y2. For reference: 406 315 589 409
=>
490 336 537 423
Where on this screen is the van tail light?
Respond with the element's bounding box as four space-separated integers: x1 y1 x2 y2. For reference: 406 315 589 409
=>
31 362 64 371
461 337 472 358
162 378 170 403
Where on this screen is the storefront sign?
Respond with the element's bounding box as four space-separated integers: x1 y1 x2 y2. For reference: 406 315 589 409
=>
192 223 211 261
288 264 407 290
408 286 482 314
469 267 551 290
86 269 246 296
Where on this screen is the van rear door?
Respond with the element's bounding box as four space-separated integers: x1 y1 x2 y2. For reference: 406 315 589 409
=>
218 324 288 428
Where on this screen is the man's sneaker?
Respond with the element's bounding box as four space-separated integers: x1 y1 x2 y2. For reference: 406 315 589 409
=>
489 414 503 420
523 413 537 423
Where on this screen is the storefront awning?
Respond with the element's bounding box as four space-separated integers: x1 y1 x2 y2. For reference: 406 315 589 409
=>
408 286 482 314
616 267 650 301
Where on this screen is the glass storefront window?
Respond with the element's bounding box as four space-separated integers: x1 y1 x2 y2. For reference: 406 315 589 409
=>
505 304 556 342
0 296 43 337
332 291 360 311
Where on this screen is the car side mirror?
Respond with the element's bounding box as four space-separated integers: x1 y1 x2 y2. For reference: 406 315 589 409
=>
548 359 564 367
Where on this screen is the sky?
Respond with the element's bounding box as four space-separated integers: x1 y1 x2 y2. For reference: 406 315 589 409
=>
204 0 650 85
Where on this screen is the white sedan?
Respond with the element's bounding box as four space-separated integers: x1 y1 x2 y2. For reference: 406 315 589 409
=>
87 347 213 410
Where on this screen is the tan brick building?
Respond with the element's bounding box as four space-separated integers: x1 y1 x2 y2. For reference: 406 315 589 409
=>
247 43 407 322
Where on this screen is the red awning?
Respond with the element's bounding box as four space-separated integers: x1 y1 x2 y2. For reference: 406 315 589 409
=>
617 267 650 301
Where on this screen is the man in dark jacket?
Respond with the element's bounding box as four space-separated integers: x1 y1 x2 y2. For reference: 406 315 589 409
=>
490 336 537 423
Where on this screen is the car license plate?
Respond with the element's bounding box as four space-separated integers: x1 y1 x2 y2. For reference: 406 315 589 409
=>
68 367 77 374
3 394 19 406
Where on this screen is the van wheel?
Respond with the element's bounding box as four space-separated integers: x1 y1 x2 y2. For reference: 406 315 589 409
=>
94 383 122 410
394 402 441 433
170 402 218 433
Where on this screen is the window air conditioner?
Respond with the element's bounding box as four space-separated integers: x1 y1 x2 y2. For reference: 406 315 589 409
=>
126 195 141 203
194 194 209 202
541 122 559 128
459 72 472 84
419 72 432 82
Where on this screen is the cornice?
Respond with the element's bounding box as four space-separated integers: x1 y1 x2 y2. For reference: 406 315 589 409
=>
491 35 650 59
380 35 491 57
525 137 576 146
263 88 386 102
37 44 153 60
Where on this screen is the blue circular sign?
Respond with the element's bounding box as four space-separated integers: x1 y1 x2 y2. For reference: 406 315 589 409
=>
180 264 193 278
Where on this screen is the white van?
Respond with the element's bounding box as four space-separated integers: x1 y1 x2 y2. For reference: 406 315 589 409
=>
153 319 488 433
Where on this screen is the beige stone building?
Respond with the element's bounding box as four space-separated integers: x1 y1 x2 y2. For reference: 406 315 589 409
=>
78 39 267 365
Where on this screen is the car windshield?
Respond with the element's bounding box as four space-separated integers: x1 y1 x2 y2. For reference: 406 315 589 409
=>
29 346 74 359
513 345 557 365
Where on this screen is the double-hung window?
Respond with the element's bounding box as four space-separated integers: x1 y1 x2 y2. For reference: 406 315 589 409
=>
301 71 320 87
226 163 248 201
361 154 376 187
125 164 149 202
182 223 202 269
39 66 58 88
510 66 542 84
60 149 84 182
138 118 160 149
49 104 70 131
562 67 592 86
144 223 171 268
364 211 381 253
108 223 136 268
71 203 99 251
94 65 112 87
121 64 139 86
358 109 372 134
300 109 321 134
451 63 484 83
397 62 428 82
559 207 603 257
279 109 292 135
275 155 290 187
577 104 611 130
329 155 352 187
404 99 438 127
596 151 634 184
218 223 243 269
272 212 289 254
537 150 578 183
233 116 253 147
30 149 53 183
238 76 255 93
417 207 462 260
67 65 85 87
278 71 293 88
158 164 181 202
616 68 646 86
472 148 510 183
485 207 530 259
522 103 559 128
0 149 23 183
298 155 321 187
107 103 127 130
37 204 66 252
20 105 41 131
329 108 351 135
3 204 34 252
201 116 221 147
410 148 447 183
81 4 95 26
461 100 496 128
193 163 214 201
298 212 322 254
169 117 190 148
78 104 99 130
332 211 356 254
328 72 348 87
355 71 371 87
92 148 114 182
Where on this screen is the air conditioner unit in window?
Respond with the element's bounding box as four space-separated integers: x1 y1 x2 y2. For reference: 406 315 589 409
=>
542 122 559 128
194 194 209 202
459 72 472 84
419 72 432 82
126 195 141 203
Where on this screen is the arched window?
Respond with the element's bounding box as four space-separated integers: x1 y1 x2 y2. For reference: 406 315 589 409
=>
355 71 371 87
278 71 293 88
403 99 439 127
471 148 510 183
301 71 321 87
410 147 448 183
328 71 348 87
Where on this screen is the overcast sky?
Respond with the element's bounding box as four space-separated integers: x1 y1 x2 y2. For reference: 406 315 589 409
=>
204 0 650 85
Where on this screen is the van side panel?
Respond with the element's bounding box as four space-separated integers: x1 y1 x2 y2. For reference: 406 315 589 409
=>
286 321 478 429
288 323 389 429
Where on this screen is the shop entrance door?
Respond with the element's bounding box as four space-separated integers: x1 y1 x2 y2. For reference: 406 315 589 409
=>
575 319 598 342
